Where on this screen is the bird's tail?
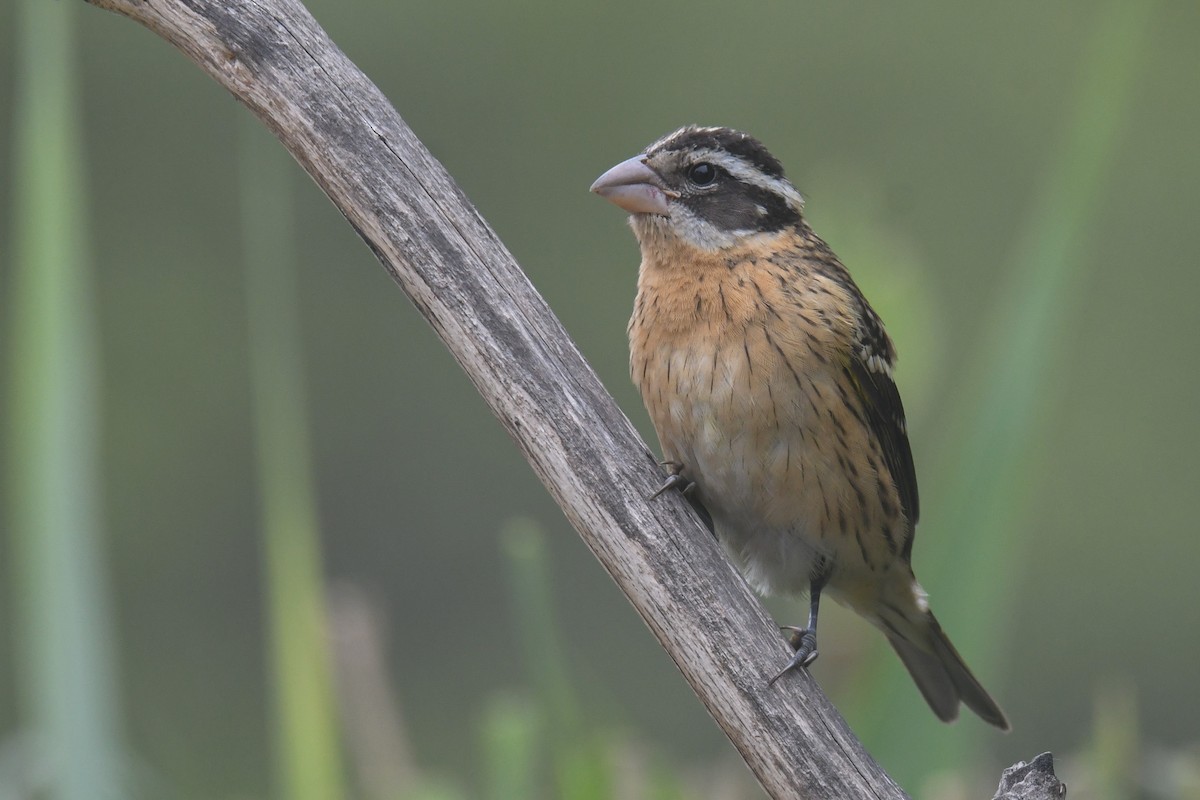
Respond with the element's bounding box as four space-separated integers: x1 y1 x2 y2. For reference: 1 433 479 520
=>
882 608 1010 730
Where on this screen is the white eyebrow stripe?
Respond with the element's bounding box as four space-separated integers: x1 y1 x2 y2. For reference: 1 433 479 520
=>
687 148 805 210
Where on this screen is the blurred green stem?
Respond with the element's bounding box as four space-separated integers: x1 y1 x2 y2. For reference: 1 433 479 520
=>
239 120 347 800
502 519 611 800
501 519 581 738
4 0 125 797
1091 682 1139 800
481 696 540 800
851 0 1154 784
931 0 1153 684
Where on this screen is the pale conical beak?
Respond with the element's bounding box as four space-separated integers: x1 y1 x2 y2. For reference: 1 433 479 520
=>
590 156 673 216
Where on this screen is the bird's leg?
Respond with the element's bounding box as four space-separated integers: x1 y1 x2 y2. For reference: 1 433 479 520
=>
768 567 830 686
649 460 696 501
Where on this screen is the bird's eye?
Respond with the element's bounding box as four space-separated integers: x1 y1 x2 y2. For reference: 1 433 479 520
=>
687 162 718 186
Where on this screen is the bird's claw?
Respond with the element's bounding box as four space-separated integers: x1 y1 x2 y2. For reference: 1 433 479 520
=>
649 461 696 501
649 472 694 500
768 626 818 686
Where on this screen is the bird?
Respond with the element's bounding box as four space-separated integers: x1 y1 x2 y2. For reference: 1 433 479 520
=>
590 125 1009 730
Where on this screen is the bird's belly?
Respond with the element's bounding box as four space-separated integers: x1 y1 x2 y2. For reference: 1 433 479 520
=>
645 337 844 595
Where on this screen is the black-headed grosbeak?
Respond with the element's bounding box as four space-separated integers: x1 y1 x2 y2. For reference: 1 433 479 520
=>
590 125 1008 730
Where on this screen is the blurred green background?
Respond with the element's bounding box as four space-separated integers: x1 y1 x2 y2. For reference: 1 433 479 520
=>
2 0 1199 798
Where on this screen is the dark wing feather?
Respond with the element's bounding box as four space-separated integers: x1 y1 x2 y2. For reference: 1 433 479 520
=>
847 309 920 560
790 224 919 556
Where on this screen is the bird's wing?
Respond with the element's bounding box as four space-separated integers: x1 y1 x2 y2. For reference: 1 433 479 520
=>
848 309 920 559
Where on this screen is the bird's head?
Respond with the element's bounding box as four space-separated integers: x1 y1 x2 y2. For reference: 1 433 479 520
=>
590 125 805 252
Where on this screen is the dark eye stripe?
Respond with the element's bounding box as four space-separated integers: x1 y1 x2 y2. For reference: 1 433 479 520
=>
679 182 801 234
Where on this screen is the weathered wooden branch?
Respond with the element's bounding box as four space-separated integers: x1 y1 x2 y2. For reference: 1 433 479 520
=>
992 753 1066 800
79 0 1050 797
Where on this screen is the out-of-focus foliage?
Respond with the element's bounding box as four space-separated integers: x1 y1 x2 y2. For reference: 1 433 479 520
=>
3 0 123 796
240 120 347 800
2 0 1199 797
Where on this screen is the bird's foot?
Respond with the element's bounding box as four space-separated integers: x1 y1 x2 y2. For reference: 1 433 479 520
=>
768 626 818 686
649 460 695 501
